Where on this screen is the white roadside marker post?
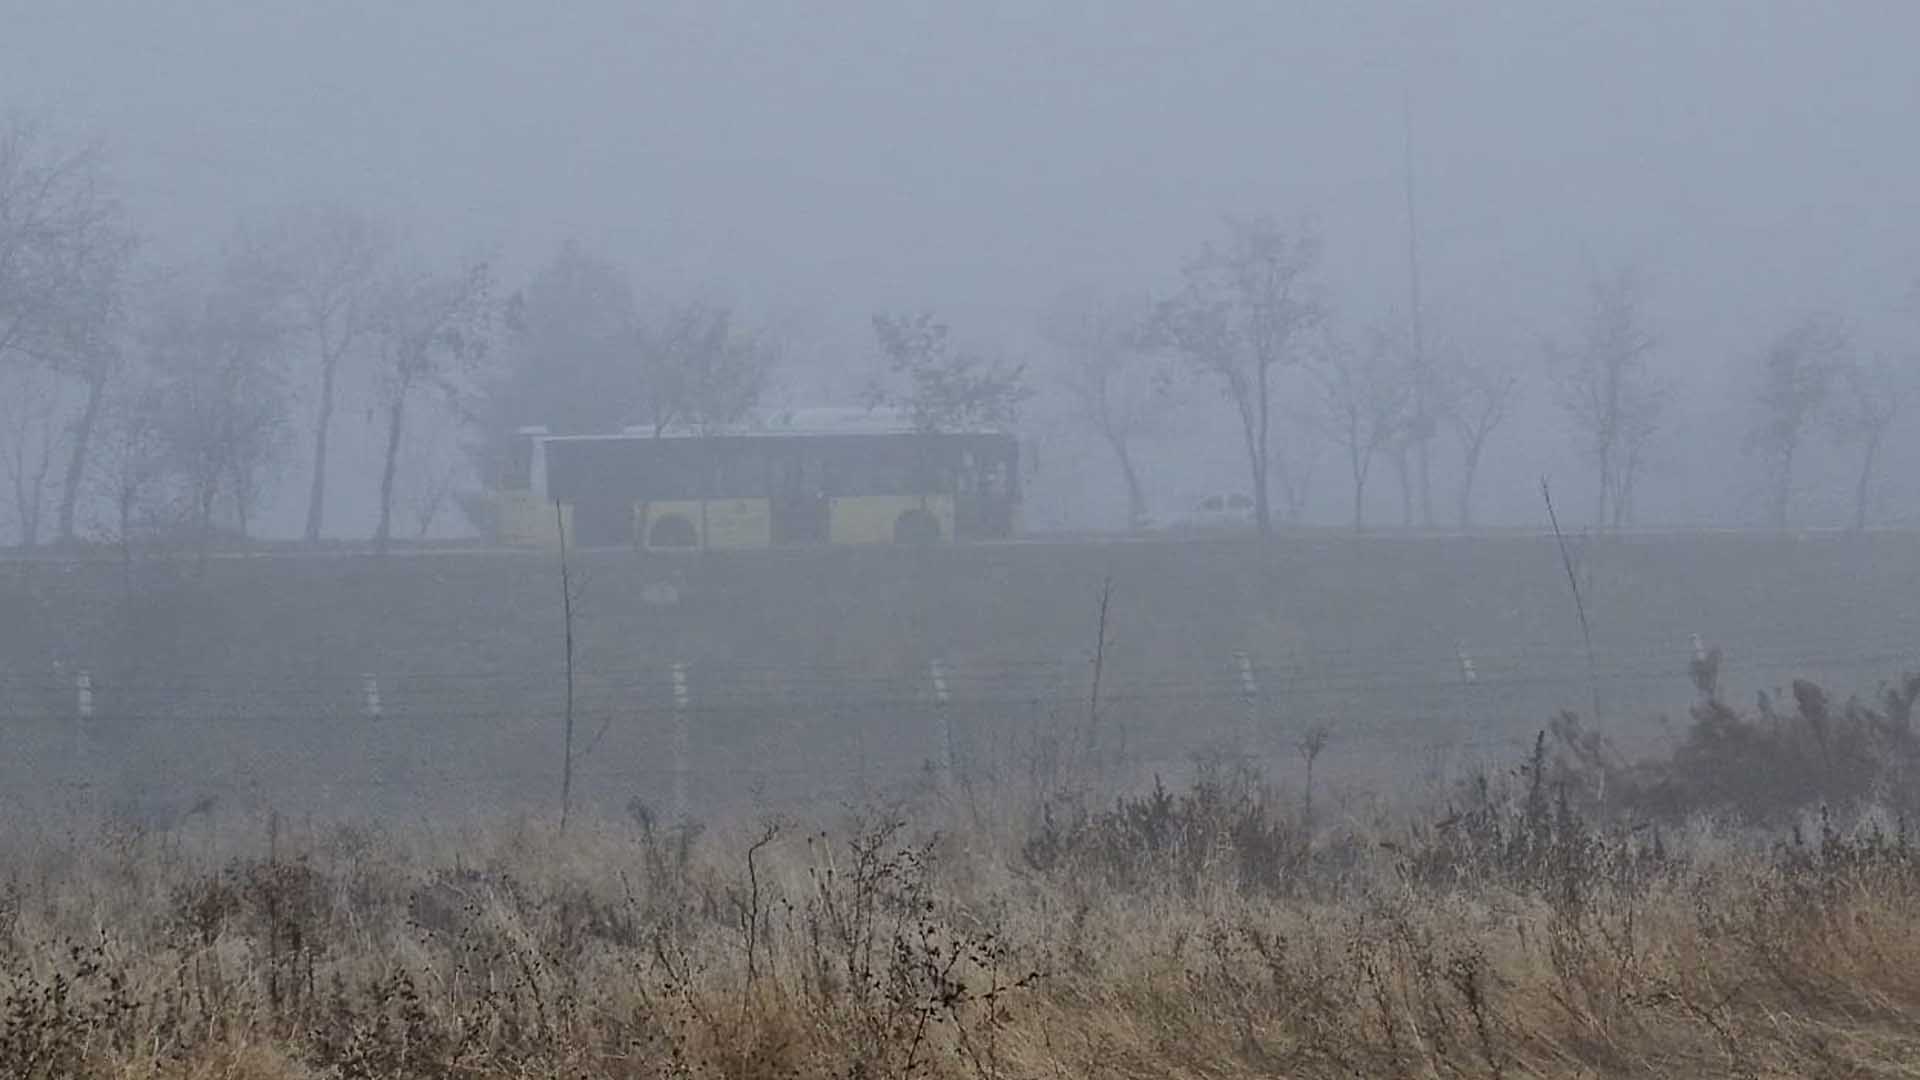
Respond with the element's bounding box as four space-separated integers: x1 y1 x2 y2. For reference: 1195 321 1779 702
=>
930 658 954 786
672 662 691 820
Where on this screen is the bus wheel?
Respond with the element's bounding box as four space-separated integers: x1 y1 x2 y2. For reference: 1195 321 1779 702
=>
648 514 698 549
893 508 941 546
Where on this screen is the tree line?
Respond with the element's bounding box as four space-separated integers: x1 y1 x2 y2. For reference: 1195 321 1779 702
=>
1046 219 1916 536
3 115 1916 550
0 120 796 555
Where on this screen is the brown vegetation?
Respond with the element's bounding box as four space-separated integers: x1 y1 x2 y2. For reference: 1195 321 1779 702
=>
8 677 1920 1077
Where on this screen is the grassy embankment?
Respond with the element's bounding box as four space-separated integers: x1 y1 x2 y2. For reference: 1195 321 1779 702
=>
7 666 1920 1077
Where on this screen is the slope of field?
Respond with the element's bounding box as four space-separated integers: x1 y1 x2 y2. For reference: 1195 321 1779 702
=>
2 532 1915 818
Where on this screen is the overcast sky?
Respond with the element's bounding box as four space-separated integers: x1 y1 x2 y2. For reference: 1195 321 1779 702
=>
5 1 1918 531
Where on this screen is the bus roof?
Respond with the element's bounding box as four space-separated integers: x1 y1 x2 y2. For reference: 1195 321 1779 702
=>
528 407 1011 442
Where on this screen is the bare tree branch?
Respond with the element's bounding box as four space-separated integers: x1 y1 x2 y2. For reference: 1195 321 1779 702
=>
641 300 779 436
868 312 1027 434
233 202 392 543
1830 352 1905 531
1548 265 1660 529
368 259 492 553
0 113 136 545
1306 324 1413 532
1749 312 1845 529
0 365 65 546
1437 344 1521 529
140 268 296 558
1155 216 1324 535
1038 288 1169 530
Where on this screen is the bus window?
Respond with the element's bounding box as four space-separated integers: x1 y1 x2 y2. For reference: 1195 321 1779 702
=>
832 448 916 496
644 447 704 500
957 450 984 495
777 451 826 498
801 452 826 496
982 458 1011 497
711 444 769 498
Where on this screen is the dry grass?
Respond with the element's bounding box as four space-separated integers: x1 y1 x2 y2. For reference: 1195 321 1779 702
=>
10 692 1920 1078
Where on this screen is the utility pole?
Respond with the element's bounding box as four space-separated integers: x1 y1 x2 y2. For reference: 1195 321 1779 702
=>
1403 87 1434 529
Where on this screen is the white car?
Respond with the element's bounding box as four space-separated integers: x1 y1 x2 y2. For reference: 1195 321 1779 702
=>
1166 492 1256 533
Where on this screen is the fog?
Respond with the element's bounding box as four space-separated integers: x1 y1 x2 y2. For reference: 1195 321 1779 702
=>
5 1 1916 536
6 0 1920 819
13 9 1920 1068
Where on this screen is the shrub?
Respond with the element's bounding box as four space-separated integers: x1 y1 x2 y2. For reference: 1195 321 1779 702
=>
1544 668 1920 825
1023 757 1316 895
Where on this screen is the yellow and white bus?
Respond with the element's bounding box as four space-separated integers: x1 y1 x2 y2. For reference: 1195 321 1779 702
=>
468 409 1021 549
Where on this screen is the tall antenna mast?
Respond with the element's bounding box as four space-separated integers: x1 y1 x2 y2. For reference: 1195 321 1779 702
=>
1402 86 1433 527
1403 88 1425 364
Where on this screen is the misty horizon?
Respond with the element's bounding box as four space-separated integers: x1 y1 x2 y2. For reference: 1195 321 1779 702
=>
11 11 1920 1073
4 1 1919 539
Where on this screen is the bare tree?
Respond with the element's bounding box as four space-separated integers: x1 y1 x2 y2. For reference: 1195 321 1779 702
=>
476 249 776 506
868 311 1027 434
45 247 131 546
142 274 294 552
1156 217 1324 535
1439 346 1521 529
0 116 114 359
0 115 136 545
1749 312 1845 529
1037 288 1168 531
477 242 639 481
86 374 176 576
638 299 778 436
1550 266 1660 529
869 312 1027 545
1400 97 1440 530
1386 441 1415 529
396 411 466 541
1270 400 1321 526
235 203 391 543
1830 353 1904 532
1307 326 1412 532
1370 316 1426 528
368 261 491 554
0 365 63 546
